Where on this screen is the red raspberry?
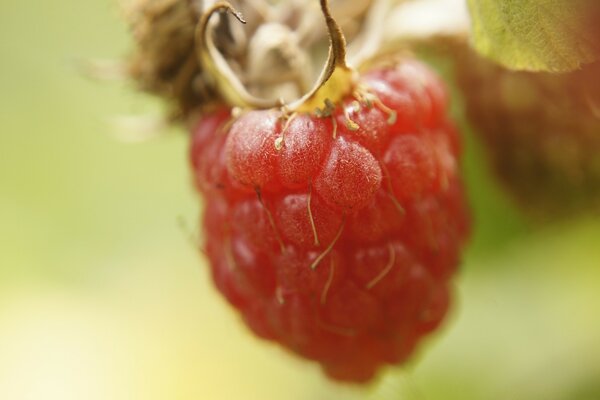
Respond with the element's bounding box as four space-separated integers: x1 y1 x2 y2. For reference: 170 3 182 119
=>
455 46 600 217
189 59 470 382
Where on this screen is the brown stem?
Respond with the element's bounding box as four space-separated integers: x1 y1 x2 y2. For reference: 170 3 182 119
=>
195 2 279 109
288 0 354 112
196 0 354 112
321 0 348 69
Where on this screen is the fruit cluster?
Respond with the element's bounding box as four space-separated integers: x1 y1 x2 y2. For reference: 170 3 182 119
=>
190 59 470 381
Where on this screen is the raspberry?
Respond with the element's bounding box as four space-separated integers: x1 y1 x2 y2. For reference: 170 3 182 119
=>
189 59 470 382
455 47 600 217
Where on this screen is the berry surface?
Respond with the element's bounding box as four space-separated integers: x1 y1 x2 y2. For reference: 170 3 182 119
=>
190 59 470 382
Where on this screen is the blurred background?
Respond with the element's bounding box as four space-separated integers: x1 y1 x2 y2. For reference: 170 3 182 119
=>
1 1 600 399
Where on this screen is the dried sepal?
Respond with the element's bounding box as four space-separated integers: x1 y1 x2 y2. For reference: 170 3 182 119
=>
122 0 434 120
123 0 210 116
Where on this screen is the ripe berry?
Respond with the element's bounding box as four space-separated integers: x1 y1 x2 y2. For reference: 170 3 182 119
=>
455 47 600 217
182 0 472 383
189 57 470 381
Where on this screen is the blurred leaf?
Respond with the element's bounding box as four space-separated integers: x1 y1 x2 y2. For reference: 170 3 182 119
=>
467 0 599 72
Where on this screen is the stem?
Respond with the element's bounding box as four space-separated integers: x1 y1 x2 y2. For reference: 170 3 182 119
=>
196 0 354 112
195 2 279 109
288 0 354 112
321 0 348 69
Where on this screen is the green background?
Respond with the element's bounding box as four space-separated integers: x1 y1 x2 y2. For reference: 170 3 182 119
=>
1 1 599 399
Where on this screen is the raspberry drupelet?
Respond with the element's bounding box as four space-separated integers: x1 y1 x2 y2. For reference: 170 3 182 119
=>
189 59 470 382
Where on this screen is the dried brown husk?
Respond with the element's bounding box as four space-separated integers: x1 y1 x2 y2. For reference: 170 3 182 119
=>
123 0 208 118
122 0 377 121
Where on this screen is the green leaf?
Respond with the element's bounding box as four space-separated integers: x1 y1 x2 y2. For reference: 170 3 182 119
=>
467 0 599 72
